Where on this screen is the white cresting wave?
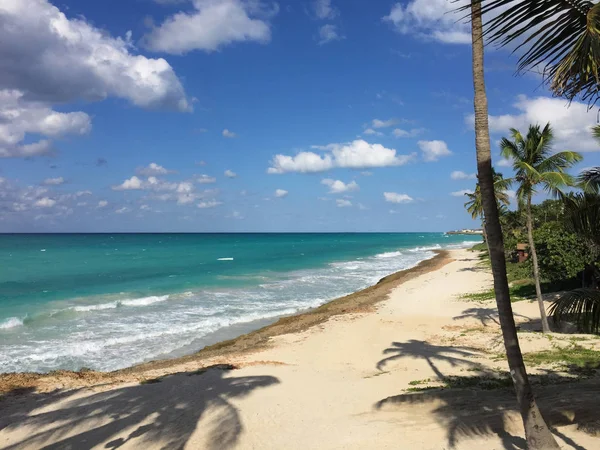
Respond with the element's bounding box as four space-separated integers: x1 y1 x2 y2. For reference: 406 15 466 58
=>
408 244 442 252
0 239 480 373
71 295 170 312
374 251 403 259
0 317 24 330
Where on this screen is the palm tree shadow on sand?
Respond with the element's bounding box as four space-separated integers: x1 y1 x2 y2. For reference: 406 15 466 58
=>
374 340 600 449
453 307 530 328
376 339 482 380
0 365 279 450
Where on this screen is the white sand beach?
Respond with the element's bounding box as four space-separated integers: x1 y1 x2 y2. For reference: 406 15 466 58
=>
1 249 599 449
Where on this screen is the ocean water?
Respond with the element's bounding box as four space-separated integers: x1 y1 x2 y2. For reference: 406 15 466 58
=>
0 233 481 373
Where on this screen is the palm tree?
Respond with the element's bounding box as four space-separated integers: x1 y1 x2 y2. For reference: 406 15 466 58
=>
500 124 582 332
464 169 511 219
468 0 600 105
464 169 511 246
469 3 560 448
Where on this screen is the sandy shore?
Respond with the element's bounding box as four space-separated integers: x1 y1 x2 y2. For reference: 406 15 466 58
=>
1 249 599 449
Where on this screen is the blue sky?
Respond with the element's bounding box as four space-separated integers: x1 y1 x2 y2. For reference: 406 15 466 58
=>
1 0 599 232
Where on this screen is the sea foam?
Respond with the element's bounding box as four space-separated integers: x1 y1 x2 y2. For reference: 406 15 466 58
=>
0 317 24 329
71 295 169 312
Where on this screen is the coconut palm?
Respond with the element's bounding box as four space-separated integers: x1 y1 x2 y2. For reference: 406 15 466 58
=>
464 170 511 245
464 169 511 219
465 0 600 105
500 124 582 332
469 3 559 448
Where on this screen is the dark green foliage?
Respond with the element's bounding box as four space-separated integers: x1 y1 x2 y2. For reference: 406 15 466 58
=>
533 222 592 282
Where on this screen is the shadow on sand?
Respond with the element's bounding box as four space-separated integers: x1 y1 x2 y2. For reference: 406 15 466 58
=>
377 339 482 380
0 365 279 450
375 339 600 449
453 307 530 328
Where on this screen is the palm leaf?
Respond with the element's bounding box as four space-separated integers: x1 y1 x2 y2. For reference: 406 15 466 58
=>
537 151 584 173
550 288 600 333
579 167 600 193
563 192 600 252
462 1 600 104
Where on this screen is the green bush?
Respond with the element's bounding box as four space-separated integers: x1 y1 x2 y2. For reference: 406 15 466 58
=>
533 222 593 282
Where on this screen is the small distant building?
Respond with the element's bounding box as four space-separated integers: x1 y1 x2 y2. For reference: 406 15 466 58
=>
516 243 529 263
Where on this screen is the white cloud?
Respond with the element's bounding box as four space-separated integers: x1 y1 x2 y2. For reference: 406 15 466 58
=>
393 128 424 138
113 176 144 191
361 171 373 176
363 128 383 136
268 140 415 174
197 174 217 184
418 140 452 162
507 190 517 199
275 189 288 198
336 199 352 207
115 207 130 214
383 0 471 44
136 163 175 177
466 95 600 152
314 0 338 20
450 170 476 180
222 129 237 138
112 175 210 206
42 177 65 186
97 200 108 208
143 0 276 54
268 152 333 174
358 203 368 210
0 0 190 111
496 158 512 168
318 24 343 45
451 189 474 197
321 179 359 194
384 192 414 204
197 200 222 209
0 90 91 158
34 197 56 208
372 118 398 129
224 169 237 178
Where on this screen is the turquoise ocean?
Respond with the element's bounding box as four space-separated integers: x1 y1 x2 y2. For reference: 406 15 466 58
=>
0 233 481 373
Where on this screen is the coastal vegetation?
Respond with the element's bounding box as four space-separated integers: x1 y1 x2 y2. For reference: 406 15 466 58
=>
463 0 600 447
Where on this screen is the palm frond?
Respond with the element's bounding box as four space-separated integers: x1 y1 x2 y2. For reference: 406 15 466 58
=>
500 137 522 162
579 167 600 193
537 151 584 173
513 160 542 181
493 173 514 192
563 192 600 251
540 171 577 192
462 1 600 104
593 124 600 142
550 288 600 334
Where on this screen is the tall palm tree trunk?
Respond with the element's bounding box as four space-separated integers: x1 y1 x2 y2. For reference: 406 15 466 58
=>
526 195 551 332
470 2 559 448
